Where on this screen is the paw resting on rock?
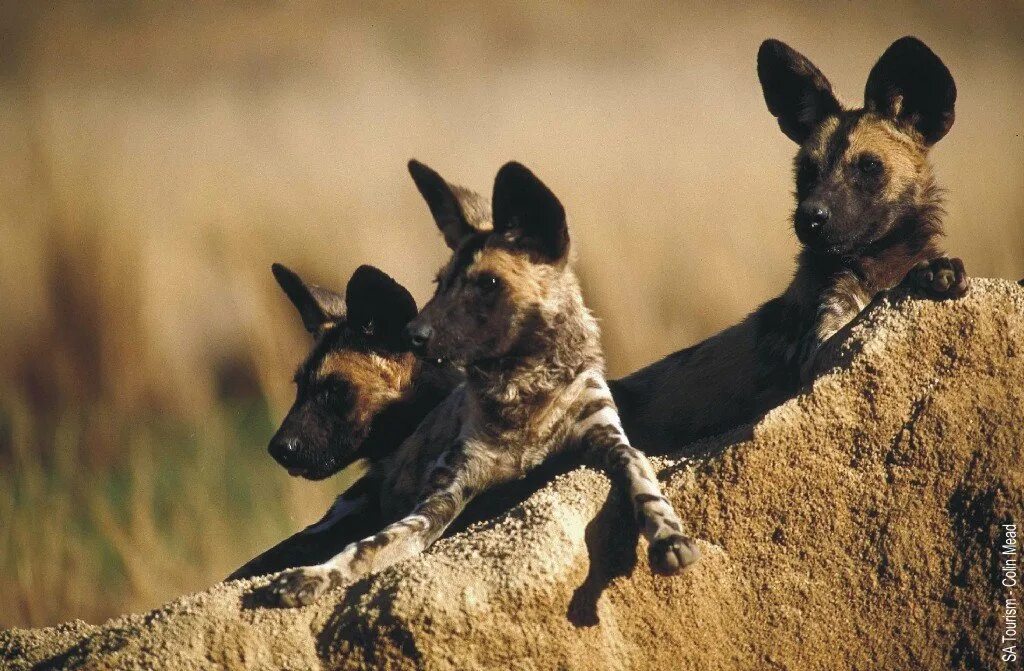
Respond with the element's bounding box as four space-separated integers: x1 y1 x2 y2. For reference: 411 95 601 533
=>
906 257 968 299
260 567 344 608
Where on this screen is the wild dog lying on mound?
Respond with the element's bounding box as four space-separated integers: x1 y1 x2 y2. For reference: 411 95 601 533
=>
227 264 462 580
257 162 698 607
229 165 500 582
612 36 969 454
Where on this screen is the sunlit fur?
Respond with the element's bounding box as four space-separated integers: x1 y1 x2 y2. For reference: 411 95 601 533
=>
277 330 454 479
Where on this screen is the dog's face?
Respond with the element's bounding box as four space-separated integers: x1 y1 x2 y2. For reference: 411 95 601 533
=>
405 161 570 365
268 264 418 480
757 37 955 258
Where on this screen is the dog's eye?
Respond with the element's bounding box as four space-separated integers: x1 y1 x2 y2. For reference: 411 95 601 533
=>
474 273 502 294
318 379 349 403
796 158 819 193
857 154 883 177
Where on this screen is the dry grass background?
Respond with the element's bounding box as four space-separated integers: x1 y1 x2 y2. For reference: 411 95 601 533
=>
0 1 1021 628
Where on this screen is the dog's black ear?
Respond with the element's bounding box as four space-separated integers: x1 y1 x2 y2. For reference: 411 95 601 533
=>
272 263 346 333
865 36 955 146
408 159 491 251
345 265 418 341
492 162 568 264
757 39 841 144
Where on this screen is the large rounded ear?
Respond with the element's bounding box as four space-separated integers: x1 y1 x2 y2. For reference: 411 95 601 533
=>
345 265 417 343
864 36 955 146
272 263 345 333
757 39 842 144
491 162 568 264
408 159 491 250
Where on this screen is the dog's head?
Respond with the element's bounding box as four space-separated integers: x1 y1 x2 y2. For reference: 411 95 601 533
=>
405 160 576 367
757 37 954 258
267 263 419 480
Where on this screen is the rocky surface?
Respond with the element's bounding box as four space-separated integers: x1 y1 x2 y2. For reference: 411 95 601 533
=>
3 278 1022 670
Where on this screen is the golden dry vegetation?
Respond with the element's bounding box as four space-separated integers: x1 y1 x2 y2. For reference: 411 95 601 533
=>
1 1 1021 627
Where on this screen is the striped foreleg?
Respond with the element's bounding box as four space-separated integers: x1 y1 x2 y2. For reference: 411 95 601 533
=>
573 379 699 575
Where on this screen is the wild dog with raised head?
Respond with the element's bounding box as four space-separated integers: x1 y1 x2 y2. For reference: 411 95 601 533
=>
259 162 699 607
612 37 968 453
228 264 462 580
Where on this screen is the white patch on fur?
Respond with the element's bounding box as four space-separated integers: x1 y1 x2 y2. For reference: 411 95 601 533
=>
305 495 366 534
574 405 622 436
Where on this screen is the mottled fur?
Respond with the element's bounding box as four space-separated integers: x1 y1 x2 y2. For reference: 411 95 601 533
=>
613 37 968 453
259 162 698 607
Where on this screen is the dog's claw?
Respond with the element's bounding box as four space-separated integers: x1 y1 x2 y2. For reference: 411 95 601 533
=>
648 534 700 576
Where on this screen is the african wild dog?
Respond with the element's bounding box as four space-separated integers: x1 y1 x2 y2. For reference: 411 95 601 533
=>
611 36 968 454
227 263 462 580
259 161 699 607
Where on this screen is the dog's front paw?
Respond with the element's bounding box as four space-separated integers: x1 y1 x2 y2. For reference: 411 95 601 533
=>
648 534 700 576
261 567 343 608
905 257 968 299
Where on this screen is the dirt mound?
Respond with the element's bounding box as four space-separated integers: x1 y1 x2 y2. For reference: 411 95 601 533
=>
4 278 1022 671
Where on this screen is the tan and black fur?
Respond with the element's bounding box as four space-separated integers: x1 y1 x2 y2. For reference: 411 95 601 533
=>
228 264 461 580
612 37 968 453
258 162 698 608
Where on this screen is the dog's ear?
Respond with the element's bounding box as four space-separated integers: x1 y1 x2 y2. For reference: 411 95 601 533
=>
345 265 418 342
864 36 955 146
408 159 491 251
272 263 345 333
491 162 569 264
757 39 842 144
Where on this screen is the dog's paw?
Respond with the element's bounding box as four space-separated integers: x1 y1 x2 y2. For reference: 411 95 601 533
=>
905 257 968 299
648 534 700 576
261 567 342 608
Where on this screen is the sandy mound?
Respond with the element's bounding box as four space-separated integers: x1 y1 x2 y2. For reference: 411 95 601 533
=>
4 278 1023 671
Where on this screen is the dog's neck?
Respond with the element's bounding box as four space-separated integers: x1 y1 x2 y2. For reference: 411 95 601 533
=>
360 358 461 464
465 283 602 430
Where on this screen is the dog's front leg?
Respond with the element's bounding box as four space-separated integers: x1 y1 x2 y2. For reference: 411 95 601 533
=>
796 282 872 383
227 478 379 581
261 448 478 608
573 378 700 575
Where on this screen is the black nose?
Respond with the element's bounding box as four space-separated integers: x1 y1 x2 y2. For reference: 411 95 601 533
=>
269 436 302 468
799 201 831 229
406 323 433 353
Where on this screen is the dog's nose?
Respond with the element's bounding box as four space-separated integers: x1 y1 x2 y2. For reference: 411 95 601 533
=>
269 436 302 468
406 323 433 353
799 201 831 229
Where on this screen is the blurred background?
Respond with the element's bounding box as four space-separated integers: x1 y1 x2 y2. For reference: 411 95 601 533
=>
1 1 1021 627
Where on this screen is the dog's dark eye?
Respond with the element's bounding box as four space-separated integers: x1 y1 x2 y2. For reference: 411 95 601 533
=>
857 154 883 177
474 273 501 294
318 379 349 404
796 158 819 195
